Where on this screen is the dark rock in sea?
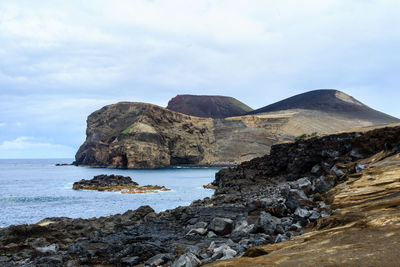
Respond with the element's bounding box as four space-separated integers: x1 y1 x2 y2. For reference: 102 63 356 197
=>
73 174 137 189
72 174 170 193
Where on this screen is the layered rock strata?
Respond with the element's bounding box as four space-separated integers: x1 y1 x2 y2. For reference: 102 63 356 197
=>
2 125 400 266
73 174 170 194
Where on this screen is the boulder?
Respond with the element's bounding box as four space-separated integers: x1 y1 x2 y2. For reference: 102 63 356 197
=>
294 208 311 218
121 256 140 265
275 234 287 243
145 253 174 267
355 163 366 173
186 228 207 236
172 252 201 267
311 164 321 174
230 220 255 241
35 244 59 254
309 211 321 221
183 246 201 257
291 177 312 194
254 212 281 235
211 244 237 261
208 218 233 235
314 176 332 194
331 165 345 178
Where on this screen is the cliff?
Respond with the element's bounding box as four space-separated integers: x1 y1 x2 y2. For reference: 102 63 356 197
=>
74 90 399 168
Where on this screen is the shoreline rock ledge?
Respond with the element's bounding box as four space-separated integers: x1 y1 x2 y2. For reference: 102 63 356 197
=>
72 174 170 194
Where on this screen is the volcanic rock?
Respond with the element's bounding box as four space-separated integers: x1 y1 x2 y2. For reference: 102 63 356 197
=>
166 94 253 118
72 174 169 193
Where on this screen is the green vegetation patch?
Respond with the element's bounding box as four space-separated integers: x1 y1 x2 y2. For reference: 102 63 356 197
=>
122 125 133 134
229 98 253 112
294 132 318 141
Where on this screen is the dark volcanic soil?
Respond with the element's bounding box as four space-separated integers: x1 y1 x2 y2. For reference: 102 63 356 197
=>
247 89 399 124
166 94 253 118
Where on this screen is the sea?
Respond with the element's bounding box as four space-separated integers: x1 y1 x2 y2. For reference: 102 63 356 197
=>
0 159 220 228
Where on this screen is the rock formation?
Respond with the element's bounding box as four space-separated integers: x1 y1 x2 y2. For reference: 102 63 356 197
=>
72 174 169 194
2 123 400 266
74 90 398 168
166 94 253 118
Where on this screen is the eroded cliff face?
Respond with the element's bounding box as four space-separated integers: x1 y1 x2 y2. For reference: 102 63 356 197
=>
74 102 216 168
74 101 392 168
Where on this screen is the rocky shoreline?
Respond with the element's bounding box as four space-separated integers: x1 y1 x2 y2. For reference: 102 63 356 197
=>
72 174 170 194
1 125 400 266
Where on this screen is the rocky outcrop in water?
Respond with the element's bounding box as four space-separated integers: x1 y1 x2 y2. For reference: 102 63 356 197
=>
74 91 398 169
3 124 400 266
73 174 170 194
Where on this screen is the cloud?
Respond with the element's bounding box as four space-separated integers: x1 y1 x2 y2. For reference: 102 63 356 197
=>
1 0 399 98
0 0 399 158
0 136 75 159
0 122 5 127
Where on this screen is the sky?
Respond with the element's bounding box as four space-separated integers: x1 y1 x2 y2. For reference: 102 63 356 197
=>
0 0 399 158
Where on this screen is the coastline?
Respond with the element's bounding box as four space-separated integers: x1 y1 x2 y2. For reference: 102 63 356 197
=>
2 125 400 265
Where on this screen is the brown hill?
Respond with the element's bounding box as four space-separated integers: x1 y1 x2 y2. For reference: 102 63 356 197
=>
166 94 253 118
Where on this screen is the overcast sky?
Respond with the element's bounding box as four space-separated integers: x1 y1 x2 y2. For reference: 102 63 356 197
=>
0 0 399 158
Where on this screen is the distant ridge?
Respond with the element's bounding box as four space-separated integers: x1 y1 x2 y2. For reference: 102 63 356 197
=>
166 94 253 118
247 89 399 124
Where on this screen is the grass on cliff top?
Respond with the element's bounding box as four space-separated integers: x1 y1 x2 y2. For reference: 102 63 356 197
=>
122 125 133 134
229 98 253 112
294 132 318 141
